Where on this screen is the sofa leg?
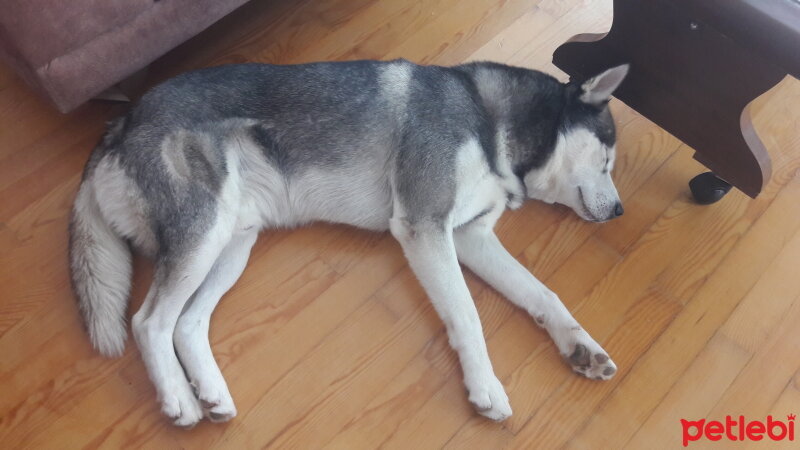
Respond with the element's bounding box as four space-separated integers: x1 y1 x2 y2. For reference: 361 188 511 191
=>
93 84 130 102
91 65 149 104
689 172 732 205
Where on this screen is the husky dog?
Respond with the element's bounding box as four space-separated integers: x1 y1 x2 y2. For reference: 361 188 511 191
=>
70 60 628 426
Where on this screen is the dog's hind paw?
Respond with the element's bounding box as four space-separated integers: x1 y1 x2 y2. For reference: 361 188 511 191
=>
202 397 237 423
206 405 237 423
565 342 617 381
161 386 204 428
467 375 512 421
191 379 237 423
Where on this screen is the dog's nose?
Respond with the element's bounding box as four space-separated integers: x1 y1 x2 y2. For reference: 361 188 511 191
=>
614 202 624 217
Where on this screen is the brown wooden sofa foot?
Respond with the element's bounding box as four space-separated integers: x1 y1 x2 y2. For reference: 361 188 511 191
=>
689 172 732 205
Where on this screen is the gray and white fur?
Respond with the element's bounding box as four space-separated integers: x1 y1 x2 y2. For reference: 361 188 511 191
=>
69 59 628 426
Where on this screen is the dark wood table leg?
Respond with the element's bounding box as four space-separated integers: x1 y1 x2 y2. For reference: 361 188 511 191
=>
552 0 787 199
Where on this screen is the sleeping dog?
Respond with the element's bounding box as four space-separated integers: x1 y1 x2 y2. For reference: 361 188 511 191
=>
70 59 628 426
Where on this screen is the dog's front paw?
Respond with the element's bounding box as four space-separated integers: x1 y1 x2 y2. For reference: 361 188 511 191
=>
161 384 204 428
467 375 512 421
564 341 617 381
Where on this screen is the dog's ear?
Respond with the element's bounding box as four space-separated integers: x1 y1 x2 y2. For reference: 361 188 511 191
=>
579 64 629 106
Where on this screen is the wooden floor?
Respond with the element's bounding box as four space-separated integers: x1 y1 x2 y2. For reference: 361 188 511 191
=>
2 0 799 448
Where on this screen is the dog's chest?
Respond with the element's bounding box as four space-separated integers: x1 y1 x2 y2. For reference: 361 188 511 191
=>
451 151 509 228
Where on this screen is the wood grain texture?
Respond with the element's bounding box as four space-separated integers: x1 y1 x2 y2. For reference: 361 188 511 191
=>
1 0 799 448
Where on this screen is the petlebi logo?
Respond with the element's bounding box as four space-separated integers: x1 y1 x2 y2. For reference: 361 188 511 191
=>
681 414 796 447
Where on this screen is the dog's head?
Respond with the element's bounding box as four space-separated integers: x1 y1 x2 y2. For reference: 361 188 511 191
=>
524 65 628 222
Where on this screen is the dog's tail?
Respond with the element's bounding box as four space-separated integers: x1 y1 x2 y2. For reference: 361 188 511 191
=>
69 166 132 358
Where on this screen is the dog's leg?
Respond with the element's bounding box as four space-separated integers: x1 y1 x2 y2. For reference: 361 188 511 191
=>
132 236 228 427
174 230 257 423
390 218 512 421
453 222 617 381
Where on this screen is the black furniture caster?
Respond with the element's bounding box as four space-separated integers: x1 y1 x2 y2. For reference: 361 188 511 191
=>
690 172 732 205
